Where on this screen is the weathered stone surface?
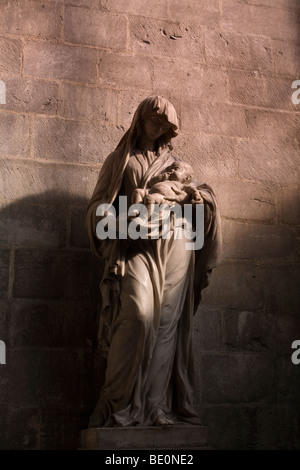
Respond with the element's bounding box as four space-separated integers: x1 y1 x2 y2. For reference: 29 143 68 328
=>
263 264 300 313
6 350 48 404
99 0 169 19
33 117 123 164
0 37 22 75
0 0 62 39
209 178 277 222
98 51 152 89
229 70 297 111
40 407 86 450
65 0 99 7
119 90 156 129
181 100 248 137
201 261 264 310
64 6 127 50
2 76 59 115
0 203 66 247
222 0 300 41
271 39 300 77
0 407 40 450
175 133 237 179
9 300 99 348
153 60 227 101
277 355 300 405
13 248 102 301
44 349 95 406
276 312 300 353
246 109 299 144
200 354 276 404
223 309 277 352
168 0 220 25
129 18 205 61
277 186 300 225
200 405 278 450
23 41 98 83
193 307 223 351
0 159 99 203
60 84 118 123
81 425 208 450
238 0 300 12
205 30 272 72
0 249 10 300
69 207 90 248
237 141 299 185
0 113 31 157
222 219 297 261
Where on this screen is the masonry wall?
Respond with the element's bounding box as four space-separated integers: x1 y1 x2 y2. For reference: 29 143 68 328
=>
0 0 299 449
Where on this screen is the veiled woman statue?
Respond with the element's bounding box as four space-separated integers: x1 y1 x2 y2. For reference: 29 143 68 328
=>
86 96 222 427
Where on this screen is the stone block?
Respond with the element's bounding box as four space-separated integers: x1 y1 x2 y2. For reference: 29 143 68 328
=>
209 178 277 222
200 405 277 450
275 405 300 450
119 90 155 129
263 264 300 313
2 76 59 115
99 0 169 19
223 309 277 352
222 219 298 261
23 41 98 83
193 307 223 351
246 109 299 145
237 141 299 185
0 203 66 247
175 133 237 179
271 39 300 77
238 0 300 12
129 18 205 62
60 84 118 123
33 117 123 164
0 0 61 40
277 186 300 225
0 113 30 157
276 312 300 354
0 37 22 75
181 100 248 137
200 354 276 404
40 407 86 450
69 206 90 248
0 407 40 450
64 6 127 50
277 355 300 405
168 0 220 26
153 60 227 101
81 425 208 450
13 248 102 301
44 349 95 406
0 249 10 300
221 0 300 41
98 51 152 89
0 301 8 339
9 300 99 348
0 158 99 204
65 0 99 7
228 70 297 111
205 30 272 72
201 261 264 310
6 349 48 405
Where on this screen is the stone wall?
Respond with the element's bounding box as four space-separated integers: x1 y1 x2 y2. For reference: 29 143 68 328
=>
0 0 299 449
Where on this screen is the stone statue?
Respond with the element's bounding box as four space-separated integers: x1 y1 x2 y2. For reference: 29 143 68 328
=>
85 95 222 427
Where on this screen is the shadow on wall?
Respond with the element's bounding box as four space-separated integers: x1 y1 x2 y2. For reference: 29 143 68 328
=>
0 190 104 449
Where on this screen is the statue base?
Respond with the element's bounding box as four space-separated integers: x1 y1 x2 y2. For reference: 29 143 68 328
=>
80 425 210 450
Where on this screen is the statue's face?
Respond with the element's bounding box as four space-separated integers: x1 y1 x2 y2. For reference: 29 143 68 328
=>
142 114 172 141
168 164 188 182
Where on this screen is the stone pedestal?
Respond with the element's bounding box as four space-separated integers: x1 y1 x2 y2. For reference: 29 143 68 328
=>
80 425 210 450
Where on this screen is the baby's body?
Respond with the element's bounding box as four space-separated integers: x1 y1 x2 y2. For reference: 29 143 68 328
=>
132 161 203 208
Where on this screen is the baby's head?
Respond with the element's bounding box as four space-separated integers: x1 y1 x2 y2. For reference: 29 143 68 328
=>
165 161 193 183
